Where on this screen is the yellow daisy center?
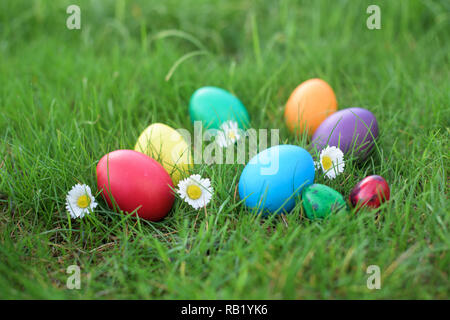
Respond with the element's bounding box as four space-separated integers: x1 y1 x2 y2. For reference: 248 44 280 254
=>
228 131 236 140
77 195 91 208
186 184 202 200
321 155 333 171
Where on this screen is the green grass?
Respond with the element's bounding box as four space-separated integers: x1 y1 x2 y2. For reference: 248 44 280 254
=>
0 0 449 299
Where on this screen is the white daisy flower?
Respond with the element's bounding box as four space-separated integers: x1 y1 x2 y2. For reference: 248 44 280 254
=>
216 120 241 147
177 174 213 210
319 146 345 179
65 184 98 219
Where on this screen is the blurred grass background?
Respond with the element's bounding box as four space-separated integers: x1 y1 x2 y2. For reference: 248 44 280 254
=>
0 0 448 299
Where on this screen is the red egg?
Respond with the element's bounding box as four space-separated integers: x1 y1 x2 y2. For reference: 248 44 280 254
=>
96 150 174 221
349 175 390 210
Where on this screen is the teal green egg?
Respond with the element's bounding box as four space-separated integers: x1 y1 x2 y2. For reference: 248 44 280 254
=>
189 86 250 129
302 184 347 219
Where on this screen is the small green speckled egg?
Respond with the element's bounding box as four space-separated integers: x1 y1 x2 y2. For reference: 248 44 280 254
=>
302 184 347 219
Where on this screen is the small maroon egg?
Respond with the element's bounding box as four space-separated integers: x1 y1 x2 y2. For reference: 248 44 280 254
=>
96 150 174 221
349 175 390 210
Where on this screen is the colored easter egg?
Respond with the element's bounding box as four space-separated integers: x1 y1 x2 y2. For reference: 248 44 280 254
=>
349 175 390 210
189 86 250 129
238 145 315 215
301 184 347 219
312 107 379 160
284 78 337 135
134 123 192 184
96 150 174 221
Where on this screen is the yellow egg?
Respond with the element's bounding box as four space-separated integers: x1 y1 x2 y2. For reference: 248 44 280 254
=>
134 123 192 184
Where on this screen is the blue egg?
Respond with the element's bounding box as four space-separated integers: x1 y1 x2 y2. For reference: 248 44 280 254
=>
238 145 315 215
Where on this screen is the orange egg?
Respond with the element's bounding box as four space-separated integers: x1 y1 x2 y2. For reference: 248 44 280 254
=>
284 78 337 136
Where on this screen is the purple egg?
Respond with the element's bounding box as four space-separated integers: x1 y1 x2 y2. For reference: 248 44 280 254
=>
311 108 378 159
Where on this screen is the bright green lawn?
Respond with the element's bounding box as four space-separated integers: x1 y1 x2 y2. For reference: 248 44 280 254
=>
0 0 449 299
